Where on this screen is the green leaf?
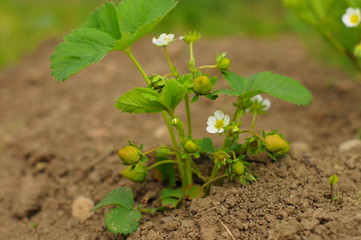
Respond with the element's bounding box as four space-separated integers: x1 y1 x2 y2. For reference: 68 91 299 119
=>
51 0 177 81
222 71 312 106
159 79 187 111
115 0 178 49
177 73 193 87
83 2 121 39
105 207 142 235
160 188 183 209
114 88 167 113
328 174 339 185
92 187 134 210
160 188 184 200
50 28 115 82
185 184 205 200
200 137 214 154
161 197 181 208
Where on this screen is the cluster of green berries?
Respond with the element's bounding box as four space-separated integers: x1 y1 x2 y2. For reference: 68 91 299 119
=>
118 145 147 182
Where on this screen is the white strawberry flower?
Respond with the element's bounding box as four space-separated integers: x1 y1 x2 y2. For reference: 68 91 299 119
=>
206 110 230 134
342 8 361 27
250 94 271 111
152 33 175 46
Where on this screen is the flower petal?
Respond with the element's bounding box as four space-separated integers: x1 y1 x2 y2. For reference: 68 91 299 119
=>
223 114 230 126
207 116 217 126
206 126 218 134
251 94 262 102
214 110 225 120
218 128 225 133
262 99 271 111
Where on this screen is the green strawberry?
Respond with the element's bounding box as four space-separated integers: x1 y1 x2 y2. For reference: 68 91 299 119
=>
232 161 245 176
183 139 198 153
264 134 289 153
217 57 230 70
121 163 147 183
117 145 141 165
193 76 212 95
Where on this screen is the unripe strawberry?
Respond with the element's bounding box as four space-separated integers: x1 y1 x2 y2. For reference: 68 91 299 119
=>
232 161 245 176
279 142 290 155
217 57 230 70
193 76 212 95
121 163 147 182
183 139 198 153
264 135 289 153
117 145 141 165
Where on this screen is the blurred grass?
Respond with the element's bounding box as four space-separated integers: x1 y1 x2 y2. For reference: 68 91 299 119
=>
0 0 348 71
0 0 106 69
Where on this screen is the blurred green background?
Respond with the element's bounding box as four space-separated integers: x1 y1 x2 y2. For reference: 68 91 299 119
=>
0 0 345 70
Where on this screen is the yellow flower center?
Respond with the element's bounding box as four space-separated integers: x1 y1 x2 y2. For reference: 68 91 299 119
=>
214 119 225 130
350 14 359 23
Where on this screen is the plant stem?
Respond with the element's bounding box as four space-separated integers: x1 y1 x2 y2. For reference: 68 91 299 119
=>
189 42 196 73
163 46 179 77
184 155 193 187
232 97 244 122
146 160 178 171
143 146 179 156
240 130 263 140
197 64 217 70
123 49 184 183
191 160 207 182
318 29 361 71
202 174 227 189
205 164 220 192
250 113 257 130
123 48 150 85
185 93 192 136
162 112 184 183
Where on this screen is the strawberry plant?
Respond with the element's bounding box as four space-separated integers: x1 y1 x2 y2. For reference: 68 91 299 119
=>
50 0 312 236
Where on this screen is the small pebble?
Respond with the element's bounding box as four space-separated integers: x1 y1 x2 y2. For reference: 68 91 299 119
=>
339 139 361 153
72 196 94 222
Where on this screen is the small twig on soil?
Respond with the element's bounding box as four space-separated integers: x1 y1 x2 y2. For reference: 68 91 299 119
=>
216 215 235 240
194 206 218 217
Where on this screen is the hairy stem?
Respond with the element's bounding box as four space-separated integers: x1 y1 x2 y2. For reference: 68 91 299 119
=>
124 48 150 85
163 46 179 77
146 160 178 171
202 174 227 189
185 93 192 136
143 146 180 156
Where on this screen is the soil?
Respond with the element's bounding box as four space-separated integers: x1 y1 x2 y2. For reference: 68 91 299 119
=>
0 35 361 240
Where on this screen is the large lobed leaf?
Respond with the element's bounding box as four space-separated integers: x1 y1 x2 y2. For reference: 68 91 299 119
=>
219 71 312 106
92 187 135 210
50 0 177 82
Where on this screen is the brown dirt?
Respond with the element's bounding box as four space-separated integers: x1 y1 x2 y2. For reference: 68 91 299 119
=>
0 35 361 240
